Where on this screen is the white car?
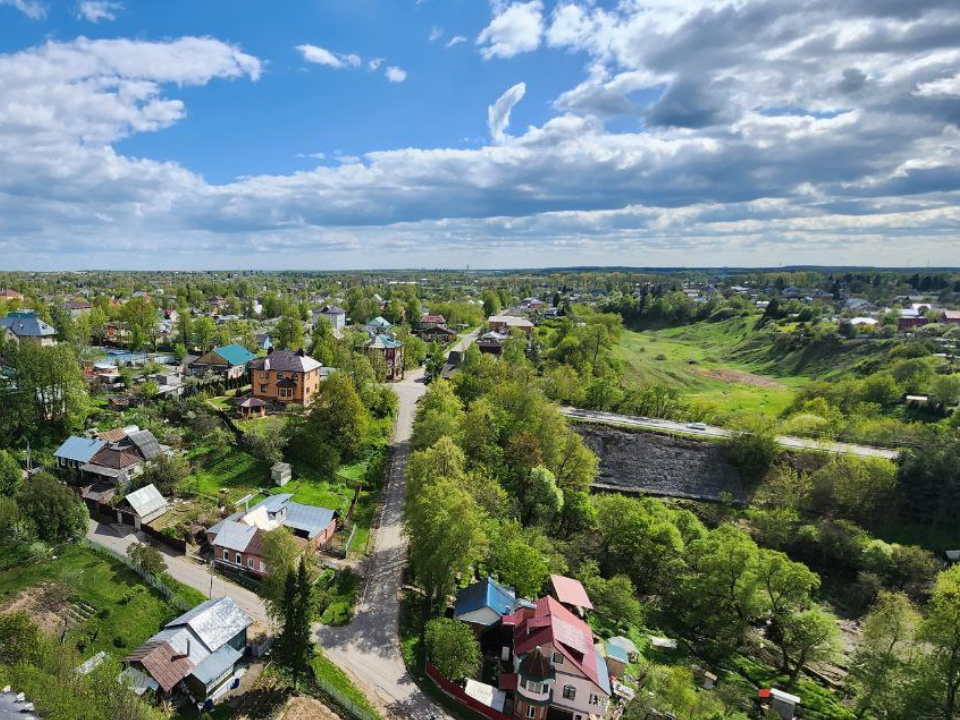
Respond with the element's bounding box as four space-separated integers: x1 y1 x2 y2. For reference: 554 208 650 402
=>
686 422 707 431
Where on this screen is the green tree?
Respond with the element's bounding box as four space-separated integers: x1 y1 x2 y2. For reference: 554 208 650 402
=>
300 372 369 466
487 522 551 598
134 452 190 496
482 291 501 318
725 414 780 477
411 379 464 451
521 465 563 525
127 542 166 577
261 527 305 623
277 313 305 350
18 471 87 542
425 617 481 682
277 557 313 687
918 566 960 720
0 449 21 497
779 607 840 683
192 316 217 352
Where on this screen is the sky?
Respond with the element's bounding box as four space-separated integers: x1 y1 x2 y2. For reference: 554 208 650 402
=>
0 0 959 270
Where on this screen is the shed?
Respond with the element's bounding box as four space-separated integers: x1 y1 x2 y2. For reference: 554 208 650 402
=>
271 462 292 486
120 484 169 526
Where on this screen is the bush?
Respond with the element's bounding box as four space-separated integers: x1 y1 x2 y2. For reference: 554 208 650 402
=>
424 617 481 682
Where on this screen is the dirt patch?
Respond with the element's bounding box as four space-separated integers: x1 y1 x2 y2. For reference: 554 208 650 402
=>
280 696 343 720
0 583 72 634
689 367 786 389
576 424 746 504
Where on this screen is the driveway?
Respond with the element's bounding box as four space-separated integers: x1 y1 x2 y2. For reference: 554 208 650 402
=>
86 520 269 625
315 369 448 719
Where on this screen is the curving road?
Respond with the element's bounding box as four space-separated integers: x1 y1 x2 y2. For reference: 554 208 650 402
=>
561 407 900 460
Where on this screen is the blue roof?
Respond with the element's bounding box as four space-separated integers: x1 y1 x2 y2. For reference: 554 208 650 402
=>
284 502 336 539
190 643 243 687
595 649 612 695
367 316 392 328
54 436 105 463
454 577 519 619
213 344 256 366
604 640 630 665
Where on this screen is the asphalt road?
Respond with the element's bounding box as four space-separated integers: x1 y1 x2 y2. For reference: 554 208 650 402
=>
561 407 900 460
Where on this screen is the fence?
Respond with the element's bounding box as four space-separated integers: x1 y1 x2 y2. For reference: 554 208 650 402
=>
310 672 382 720
139 523 188 553
425 663 514 720
81 538 194 612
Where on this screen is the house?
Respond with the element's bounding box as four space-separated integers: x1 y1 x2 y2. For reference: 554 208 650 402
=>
116 483 169 528
600 641 629 679
123 597 251 703
255 333 273 352
419 314 447 329
365 315 394 335
57 425 168 499
549 575 593 617
207 494 337 577
54 435 107 473
250 349 322 406
477 330 509 355
1 312 56 346
501 596 611 720
316 305 346 333
65 298 93 317
0 289 24 302
454 577 522 632
758 688 801 720
941 310 960 325
417 323 459 344
368 333 405 382
898 308 929 330
488 315 534 336
189 344 256 382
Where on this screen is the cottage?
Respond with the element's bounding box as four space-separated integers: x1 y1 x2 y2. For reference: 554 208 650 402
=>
488 315 534 336
65 298 93 317
250 349 322 406
453 577 522 632
477 330 509 355
189 344 256 382
0 289 24 302
315 305 346 332
123 597 251 703
941 310 960 326
368 333 405 382
0 312 56 346
207 494 337 577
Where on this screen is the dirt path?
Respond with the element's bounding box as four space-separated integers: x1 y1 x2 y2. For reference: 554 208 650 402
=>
689 366 786 389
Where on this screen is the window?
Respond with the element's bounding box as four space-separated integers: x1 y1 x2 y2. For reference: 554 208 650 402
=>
552 652 563 665
526 707 536 719
247 557 254 568
260 384 268 393
260 561 266 572
524 680 543 694
222 549 229 560
236 553 242 565
563 686 576 701
589 695 601 706
276 373 284 380
259 371 268 380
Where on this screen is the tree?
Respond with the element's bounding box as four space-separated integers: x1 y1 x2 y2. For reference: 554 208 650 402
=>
411 379 464 451
487 521 550 598
580 563 644 628
192 316 216 352
521 465 563 525
425 618 481 682
300 372 369 466
482 290 501 318
849 592 919 720
277 558 313 687
121 297 157 350
0 449 21 497
134 452 190 496
127 542 166 578
779 607 840 683
18 471 87 542
725 414 780 477
261 527 305 623
424 343 446 383
277 313 305 350
918 566 960 720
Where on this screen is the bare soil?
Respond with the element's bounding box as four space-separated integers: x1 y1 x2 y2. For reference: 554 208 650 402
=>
0 583 71 634
689 367 786 389
280 696 343 720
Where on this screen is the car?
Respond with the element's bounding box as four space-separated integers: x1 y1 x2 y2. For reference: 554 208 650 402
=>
686 422 707 431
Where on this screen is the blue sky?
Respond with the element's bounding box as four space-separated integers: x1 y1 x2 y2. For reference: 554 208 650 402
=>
0 0 959 269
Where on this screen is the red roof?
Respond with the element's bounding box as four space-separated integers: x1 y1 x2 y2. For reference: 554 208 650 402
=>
550 574 593 610
509 596 602 688
421 314 446 324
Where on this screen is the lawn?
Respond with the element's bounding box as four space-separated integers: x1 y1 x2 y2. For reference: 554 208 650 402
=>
317 568 359 626
0 544 205 658
311 651 383 720
615 319 810 418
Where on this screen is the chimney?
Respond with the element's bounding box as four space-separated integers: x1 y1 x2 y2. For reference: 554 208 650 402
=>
297 348 305 357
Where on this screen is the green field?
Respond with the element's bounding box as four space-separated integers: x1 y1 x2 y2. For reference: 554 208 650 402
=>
615 319 810 417
0 544 204 657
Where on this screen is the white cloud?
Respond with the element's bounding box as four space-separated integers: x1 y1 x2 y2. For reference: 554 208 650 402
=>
429 26 444 43
916 73 960 97
477 1 544 60
446 35 468 48
385 66 407 83
296 44 361 69
488 82 526 142
77 0 122 22
0 0 45 19
296 152 326 160
368 57 384 71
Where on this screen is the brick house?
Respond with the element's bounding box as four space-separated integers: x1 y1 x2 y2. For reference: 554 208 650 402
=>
250 349 322 406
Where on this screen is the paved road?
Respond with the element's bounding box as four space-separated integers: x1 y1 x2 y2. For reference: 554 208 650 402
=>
316 369 447 720
85 520 270 625
561 407 900 460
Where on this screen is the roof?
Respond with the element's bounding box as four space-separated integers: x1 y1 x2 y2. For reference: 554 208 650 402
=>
124 484 167 519
125 640 195 693
127 429 163 460
212 344 256 366
606 636 639 656
0 313 56 338
211 520 258 553
284 502 336 539
488 315 534 328
454 577 520 619
190 643 243 687
252 350 322 374
421 314 446 324
89 445 142 470
98 425 135 443
55 436 105 463
369 333 404 349
550 574 593 610
166 597 252 653
367 316 392 329
603 640 630 665
518 647 554 681
510 596 604 690
0 689 38 720
595 650 612 695
320 304 346 315
463 679 506 713
237 397 268 408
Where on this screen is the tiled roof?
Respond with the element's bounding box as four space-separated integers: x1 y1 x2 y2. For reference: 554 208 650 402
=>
252 350 321 373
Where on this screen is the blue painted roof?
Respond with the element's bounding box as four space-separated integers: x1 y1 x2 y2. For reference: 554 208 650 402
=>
190 643 243 687
604 640 630 665
595 649 612 695
54 436 105 463
213 344 256 366
454 577 519 619
367 316 392 329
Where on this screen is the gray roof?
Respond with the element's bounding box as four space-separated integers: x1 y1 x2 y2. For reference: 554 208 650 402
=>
166 597 251 654
190 643 244 687
0 313 56 338
55 436 105 463
251 493 292 514
284 501 336 539
0 689 37 720
124 484 167 519
211 520 257 553
127 429 163 460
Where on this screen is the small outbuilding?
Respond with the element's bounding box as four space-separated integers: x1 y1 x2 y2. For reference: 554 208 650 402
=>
271 462 292 487
118 484 169 528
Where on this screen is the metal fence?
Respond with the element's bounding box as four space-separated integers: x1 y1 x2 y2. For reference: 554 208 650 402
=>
81 538 194 612
311 672 383 720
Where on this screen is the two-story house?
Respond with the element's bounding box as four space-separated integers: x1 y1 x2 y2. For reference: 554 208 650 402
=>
501 597 611 720
249 349 322 406
1 312 56 346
